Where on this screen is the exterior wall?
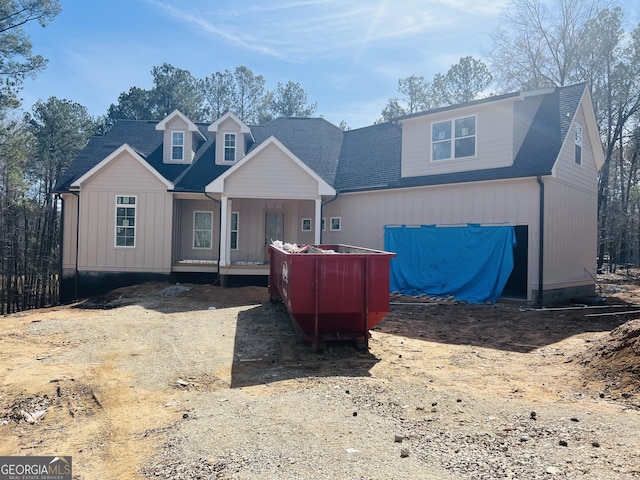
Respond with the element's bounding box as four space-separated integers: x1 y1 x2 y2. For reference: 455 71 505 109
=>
174 199 221 262
227 198 317 264
401 99 516 178
161 116 195 163
543 176 598 292
215 117 246 165
553 103 599 193
77 152 173 273
61 193 79 272
322 179 542 301
224 144 319 199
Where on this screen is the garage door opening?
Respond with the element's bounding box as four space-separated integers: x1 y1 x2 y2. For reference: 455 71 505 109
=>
501 225 528 299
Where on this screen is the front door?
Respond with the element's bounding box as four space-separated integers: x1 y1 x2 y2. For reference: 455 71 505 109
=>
265 211 285 262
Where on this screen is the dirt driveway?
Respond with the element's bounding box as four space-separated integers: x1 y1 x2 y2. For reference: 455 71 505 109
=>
1 275 639 479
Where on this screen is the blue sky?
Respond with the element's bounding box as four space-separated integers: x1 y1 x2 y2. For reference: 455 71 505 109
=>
20 0 639 128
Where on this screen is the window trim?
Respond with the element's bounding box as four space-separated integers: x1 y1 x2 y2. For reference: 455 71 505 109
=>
114 195 137 248
230 211 239 250
574 124 583 165
171 131 185 162
193 210 213 250
301 218 312 231
330 217 341 231
224 133 237 162
431 115 477 162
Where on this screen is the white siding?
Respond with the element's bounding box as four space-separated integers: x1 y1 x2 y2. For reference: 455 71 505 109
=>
78 152 173 272
401 100 516 178
224 144 320 199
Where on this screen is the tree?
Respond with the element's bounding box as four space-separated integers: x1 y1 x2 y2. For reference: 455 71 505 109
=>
231 66 267 124
107 63 207 121
23 97 96 307
266 81 317 120
443 56 493 104
488 0 603 90
107 87 153 120
149 63 205 121
379 57 492 122
0 0 60 112
202 70 234 121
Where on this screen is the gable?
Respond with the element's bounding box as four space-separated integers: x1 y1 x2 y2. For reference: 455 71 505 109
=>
206 137 335 198
71 144 173 191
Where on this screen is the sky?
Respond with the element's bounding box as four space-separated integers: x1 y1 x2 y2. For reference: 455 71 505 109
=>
19 0 639 129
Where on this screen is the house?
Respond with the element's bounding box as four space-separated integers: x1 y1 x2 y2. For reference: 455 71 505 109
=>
55 83 603 304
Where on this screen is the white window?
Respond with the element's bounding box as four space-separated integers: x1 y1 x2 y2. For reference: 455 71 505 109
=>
193 211 213 249
115 196 136 247
230 212 239 250
330 217 341 231
432 116 476 161
171 131 184 161
224 133 236 162
575 124 582 165
301 218 312 231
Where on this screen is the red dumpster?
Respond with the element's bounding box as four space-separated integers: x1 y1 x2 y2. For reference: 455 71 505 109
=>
269 244 396 350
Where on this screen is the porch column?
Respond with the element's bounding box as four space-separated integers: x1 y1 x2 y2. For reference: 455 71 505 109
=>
314 197 322 244
219 195 229 267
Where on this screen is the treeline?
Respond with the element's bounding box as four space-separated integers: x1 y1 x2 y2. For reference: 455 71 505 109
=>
2 0 640 312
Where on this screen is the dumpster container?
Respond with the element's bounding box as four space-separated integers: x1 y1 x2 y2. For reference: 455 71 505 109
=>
269 244 396 350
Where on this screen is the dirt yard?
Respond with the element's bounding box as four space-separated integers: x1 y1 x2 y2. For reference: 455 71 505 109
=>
1 273 640 479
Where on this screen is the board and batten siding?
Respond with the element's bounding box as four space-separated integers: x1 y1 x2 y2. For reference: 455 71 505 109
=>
77 152 173 272
223 143 320 199
215 117 246 165
61 193 79 272
227 198 316 263
323 179 541 300
401 99 516 178
175 199 221 262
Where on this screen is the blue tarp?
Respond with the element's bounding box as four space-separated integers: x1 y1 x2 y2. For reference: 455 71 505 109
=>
384 224 516 304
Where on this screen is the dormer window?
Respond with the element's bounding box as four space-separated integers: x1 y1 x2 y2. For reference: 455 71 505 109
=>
432 116 476 161
224 133 236 162
172 131 185 161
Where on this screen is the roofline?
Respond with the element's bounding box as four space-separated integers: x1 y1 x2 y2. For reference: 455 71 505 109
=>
70 143 174 190
396 92 521 123
205 135 335 196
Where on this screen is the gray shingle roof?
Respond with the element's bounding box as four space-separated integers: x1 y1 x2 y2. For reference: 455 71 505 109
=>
56 83 587 195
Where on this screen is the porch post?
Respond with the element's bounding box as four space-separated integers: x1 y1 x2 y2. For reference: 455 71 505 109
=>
220 195 229 266
314 197 322 244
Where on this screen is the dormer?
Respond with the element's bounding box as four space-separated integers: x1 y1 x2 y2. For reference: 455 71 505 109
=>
156 110 205 164
208 112 254 166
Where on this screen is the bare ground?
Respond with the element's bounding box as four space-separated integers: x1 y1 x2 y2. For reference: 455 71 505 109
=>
1 273 639 479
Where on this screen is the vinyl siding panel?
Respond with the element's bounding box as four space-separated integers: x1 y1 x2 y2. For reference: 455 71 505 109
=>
401 100 515 178
78 153 172 272
224 144 319 199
